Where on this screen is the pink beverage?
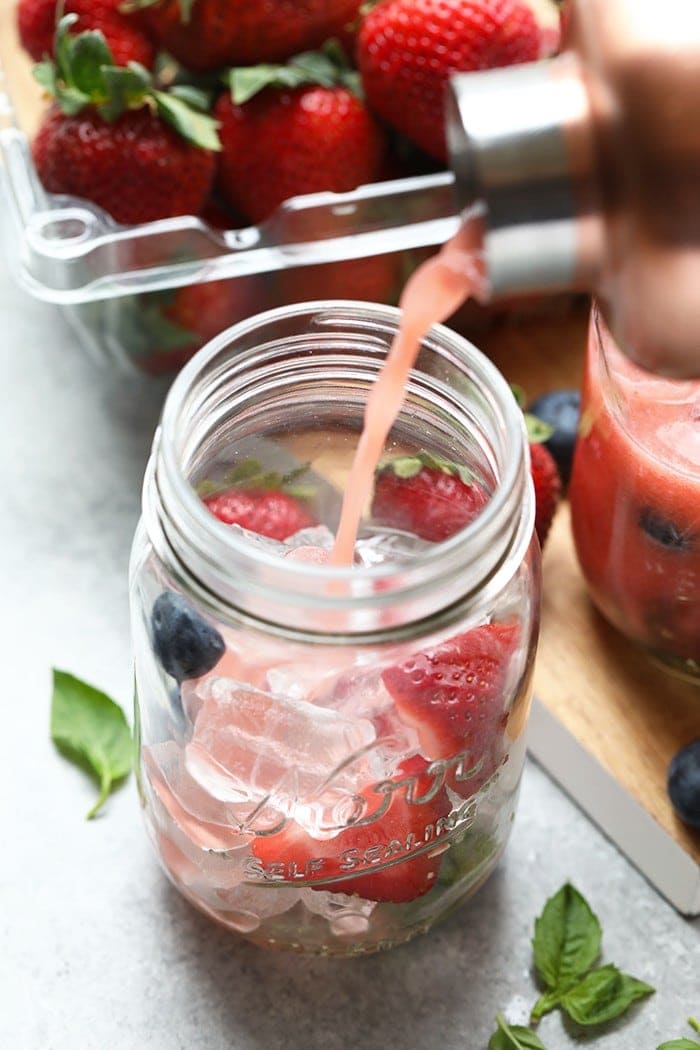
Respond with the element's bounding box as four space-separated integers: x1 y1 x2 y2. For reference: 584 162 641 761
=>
131 286 538 954
332 213 487 564
569 308 700 677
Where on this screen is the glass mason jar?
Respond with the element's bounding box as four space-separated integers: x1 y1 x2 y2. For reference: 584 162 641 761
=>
570 306 700 680
129 301 541 955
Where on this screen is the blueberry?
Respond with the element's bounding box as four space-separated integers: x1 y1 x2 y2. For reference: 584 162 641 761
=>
667 739 700 829
150 591 225 683
528 389 581 486
638 507 693 552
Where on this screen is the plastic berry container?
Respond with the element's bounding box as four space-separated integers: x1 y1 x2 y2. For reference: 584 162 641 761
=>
0 16 460 376
129 300 541 954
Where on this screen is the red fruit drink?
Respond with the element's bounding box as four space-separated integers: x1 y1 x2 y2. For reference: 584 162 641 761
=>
133 222 540 954
569 308 700 676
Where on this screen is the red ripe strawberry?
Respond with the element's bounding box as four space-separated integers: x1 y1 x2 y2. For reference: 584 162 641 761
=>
18 0 155 67
136 0 363 73
382 622 519 762
252 755 452 903
204 490 317 541
281 253 398 307
214 84 386 224
201 459 318 540
529 441 561 548
31 17 219 226
358 0 543 159
34 106 215 225
371 454 490 543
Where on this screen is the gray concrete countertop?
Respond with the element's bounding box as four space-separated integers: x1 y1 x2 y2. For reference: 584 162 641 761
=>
1 247 698 1050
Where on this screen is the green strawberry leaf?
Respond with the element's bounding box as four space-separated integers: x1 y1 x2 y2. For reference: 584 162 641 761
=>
168 83 213 112
227 64 307 106
99 65 151 120
559 964 654 1026
178 0 196 20
524 412 554 444
51 669 132 819
153 90 222 150
33 59 57 95
532 883 602 994
69 30 114 96
227 41 356 106
55 13 80 84
488 1015 548 1050
511 383 527 408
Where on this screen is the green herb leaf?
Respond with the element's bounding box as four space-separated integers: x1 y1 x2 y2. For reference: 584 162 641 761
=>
50 669 132 819
656 1041 700 1049
530 990 561 1022
560 964 654 1026
153 90 221 150
532 883 602 993
488 1015 548 1050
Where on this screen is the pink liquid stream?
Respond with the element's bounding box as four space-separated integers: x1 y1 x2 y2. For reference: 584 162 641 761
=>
331 213 488 565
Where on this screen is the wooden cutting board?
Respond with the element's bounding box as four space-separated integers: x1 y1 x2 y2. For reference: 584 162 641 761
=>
3 7 698 912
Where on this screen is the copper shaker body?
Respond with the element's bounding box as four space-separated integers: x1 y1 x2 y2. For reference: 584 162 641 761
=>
446 0 700 377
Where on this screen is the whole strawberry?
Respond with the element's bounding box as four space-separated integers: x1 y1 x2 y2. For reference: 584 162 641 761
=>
529 440 561 547
371 453 490 543
31 17 220 226
215 49 387 223
18 0 155 67
358 0 544 159
132 0 363 72
200 459 317 541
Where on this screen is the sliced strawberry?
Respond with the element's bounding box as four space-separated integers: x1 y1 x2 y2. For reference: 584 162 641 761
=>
252 755 451 903
371 454 490 543
382 623 519 762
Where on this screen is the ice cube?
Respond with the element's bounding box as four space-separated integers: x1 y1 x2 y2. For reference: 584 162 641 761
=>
284 525 335 550
185 678 379 835
299 888 376 937
354 526 436 566
323 667 421 773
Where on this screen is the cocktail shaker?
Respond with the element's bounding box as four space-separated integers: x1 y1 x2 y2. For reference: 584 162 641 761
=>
446 0 700 378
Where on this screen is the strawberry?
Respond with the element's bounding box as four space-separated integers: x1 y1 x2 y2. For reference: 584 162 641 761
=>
529 441 561 548
371 453 490 543
31 17 219 226
200 459 318 540
131 0 363 73
382 622 519 762
251 755 452 903
18 0 155 67
214 49 387 224
280 254 398 307
357 0 543 159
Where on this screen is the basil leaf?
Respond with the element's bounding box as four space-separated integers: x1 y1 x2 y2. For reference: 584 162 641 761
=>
560 964 654 1026
50 669 132 819
488 1015 548 1050
532 883 602 992
656 1041 700 1049
530 990 561 1022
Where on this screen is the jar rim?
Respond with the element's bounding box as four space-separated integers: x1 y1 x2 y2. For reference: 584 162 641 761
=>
147 300 533 638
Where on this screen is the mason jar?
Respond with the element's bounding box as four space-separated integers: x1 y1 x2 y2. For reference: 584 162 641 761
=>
129 300 540 955
570 306 700 681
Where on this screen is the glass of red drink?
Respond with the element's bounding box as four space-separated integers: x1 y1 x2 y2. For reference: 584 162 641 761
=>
570 306 700 680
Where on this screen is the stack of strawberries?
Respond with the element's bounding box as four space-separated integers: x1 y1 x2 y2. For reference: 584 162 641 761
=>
16 0 561 374
19 0 560 228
